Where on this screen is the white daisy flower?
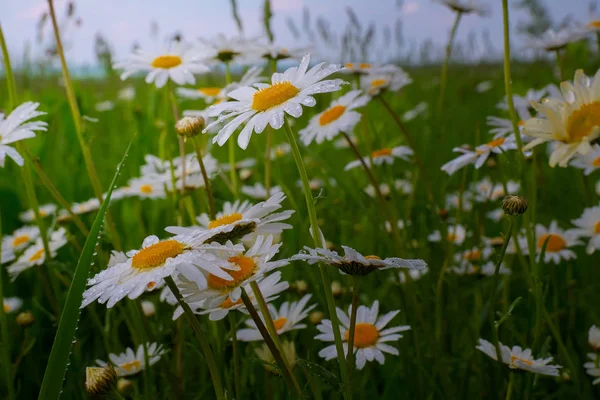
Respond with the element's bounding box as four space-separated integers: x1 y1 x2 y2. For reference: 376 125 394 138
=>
250 41 309 61
522 221 582 264
497 88 547 121
445 192 473 212
589 325 600 350
403 102 428 122
66 198 102 216
114 40 209 89
80 233 240 308
428 224 467 245
441 135 520 175
236 294 316 342
175 235 288 306
291 245 426 276
435 0 489 15
586 19 600 32
205 54 346 149
140 154 171 179
195 34 256 64
523 27 584 52
177 86 224 103
117 86 136 101
571 204 600 254
126 177 168 199
7 227 68 280
96 343 164 377
299 90 370 145
452 246 493 270
486 208 505 222
360 66 412 96
364 183 390 199
570 144 600 175
344 146 413 171
270 143 291 159
2 225 40 253
523 69 600 167
341 62 377 75
167 192 294 245
141 300 156 317
18 204 57 223
219 157 257 172
584 353 600 385
95 101 115 112
241 182 283 200
316 300 410 370
398 268 428 283
3 297 22 314
172 152 219 191
473 179 520 203
0 102 48 167
476 338 561 376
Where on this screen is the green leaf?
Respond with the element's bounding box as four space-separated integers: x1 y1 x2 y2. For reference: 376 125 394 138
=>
229 0 244 34
38 136 135 400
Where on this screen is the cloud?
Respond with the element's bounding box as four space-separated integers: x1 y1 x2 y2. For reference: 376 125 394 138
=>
401 1 419 15
271 0 304 12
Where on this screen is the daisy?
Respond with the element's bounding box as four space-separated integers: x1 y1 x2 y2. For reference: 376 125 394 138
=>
571 205 600 254
398 268 428 283
476 338 561 376
195 34 255 64
435 0 489 15
589 325 600 350
270 143 291 159
523 27 584 52
205 54 346 149
0 102 48 167
584 353 600 385
473 179 520 203
175 235 288 307
96 343 164 377
522 69 600 167
113 40 209 89
428 224 467 245
141 301 156 317
586 19 600 32
316 301 410 370
117 86 136 101
95 101 115 112
172 152 218 191
241 182 283 200
497 88 547 121
570 144 600 175
344 146 413 171
291 245 426 276
342 62 377 76
523 221 582 264
255 340 297 374
70 198 102 215
236 294 316 341
486 208 505 222
7 227 68 280
441 136 520 175
2 225 40 253
452 246 493 270
403 102 428 122
80 234 242 308
250 41 308 61
126 177 168 199
445 192 473 212
167 192 293 245
3 297 22 314
299 90 370 145
360 66 412 96
177 86 224 103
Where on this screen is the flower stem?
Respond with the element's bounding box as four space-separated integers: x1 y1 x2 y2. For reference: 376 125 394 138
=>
438 11 462 114
345 276 360 380
505 372 515 400
282 118 352 400
0 25 17 110
164 277 225 400
228 313 242 399
0 217 14 400
240 288 302 397
192 136 216 220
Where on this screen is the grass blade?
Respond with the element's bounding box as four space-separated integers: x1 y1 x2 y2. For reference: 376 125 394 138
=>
37 136 135 400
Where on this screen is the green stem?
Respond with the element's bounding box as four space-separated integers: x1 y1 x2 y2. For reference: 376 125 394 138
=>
192 136 216 220
164 277 225 400
438 11 462 114
345 276 360 381
0 25 17 110
0 217 14 400
282 118 352 400
505 372 515 400
228 313 242 400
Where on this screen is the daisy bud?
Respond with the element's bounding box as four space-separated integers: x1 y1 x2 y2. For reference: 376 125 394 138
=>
239 168 252 180
502 195 528 216
16 311 35 328
291 280 308 295
255 340 297 374
117 378 134 396
175 116 205 138
331 281 344 297
141 300 156 317
309 311 325 325
85 365 117 398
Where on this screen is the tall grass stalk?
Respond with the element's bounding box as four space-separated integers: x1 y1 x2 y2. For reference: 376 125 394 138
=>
438 11 463 113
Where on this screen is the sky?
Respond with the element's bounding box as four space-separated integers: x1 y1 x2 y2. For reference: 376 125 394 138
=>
0 0 593 67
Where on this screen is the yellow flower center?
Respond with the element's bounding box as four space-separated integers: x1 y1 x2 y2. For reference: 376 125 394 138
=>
207 256 256 291
273 317 287 331
151 55 182 69
29 249 45 263
371 79 388 88
537 234 566 252
219 297 243 309
319 105 346 126
446 233 457 242
518 120 525 126
39 210 48 217
3 304 9 313
345 323 379 348
592 157 600 167
364 255 381 260
345 63 355 69
251 81 300 112
131 240 185 270
464 250 481 262
140 184 153 194
275 147 286 157
566 102 600 143
198 87 222 97
120 360 141 373
371 148 393 158
477 137 505 154
588 20 600 29
12 235 30 247
208 212 243 229
359 63 371 69
510 355 533 367
594 221 600 234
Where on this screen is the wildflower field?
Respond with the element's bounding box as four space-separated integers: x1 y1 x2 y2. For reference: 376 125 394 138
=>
2 0 600 399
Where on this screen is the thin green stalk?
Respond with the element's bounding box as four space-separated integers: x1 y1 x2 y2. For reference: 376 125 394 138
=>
224 62 239 196
0 217 14 400
438 11 462 113
505 372 515 400
282 119 352 400
192 136 216 220
228 313 242 400
0 25 17 109
249 281 301 395
164 277 225 400
345 276 360 381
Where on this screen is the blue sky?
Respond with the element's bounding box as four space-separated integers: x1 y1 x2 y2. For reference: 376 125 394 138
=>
0 0 592 66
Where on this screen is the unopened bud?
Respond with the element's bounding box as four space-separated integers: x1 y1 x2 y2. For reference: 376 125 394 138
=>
502 195 528 216
331 281 344 297
86 365 117 398
16 311 35 327
117 378 134 395
291 280 308 295
309 311 325 325
175 116 204 138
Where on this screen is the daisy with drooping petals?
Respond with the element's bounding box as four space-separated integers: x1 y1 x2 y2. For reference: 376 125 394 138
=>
441 135 522 175
195 34 255 64
81 234 242 308
113 40 209 89
205 54 347 149
476 338 561 376
523 221 582 264
2 226 40 253
316 301 410 370
299 90 370 145
236 294 316 341
360 66 412 96
523 69 600 167
167 192 293 245
584 353 600 385
428 224 467 245
19 203 57 223
291 245 426 276
241 182 283 200
570 144 600 175
523 27 584 52
344 146 413 171
7 227 68 280
435 0 489 15
571 205 600 254
96 343 164 377
251 41 309 62
0 102 48 167
3 297 22 314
